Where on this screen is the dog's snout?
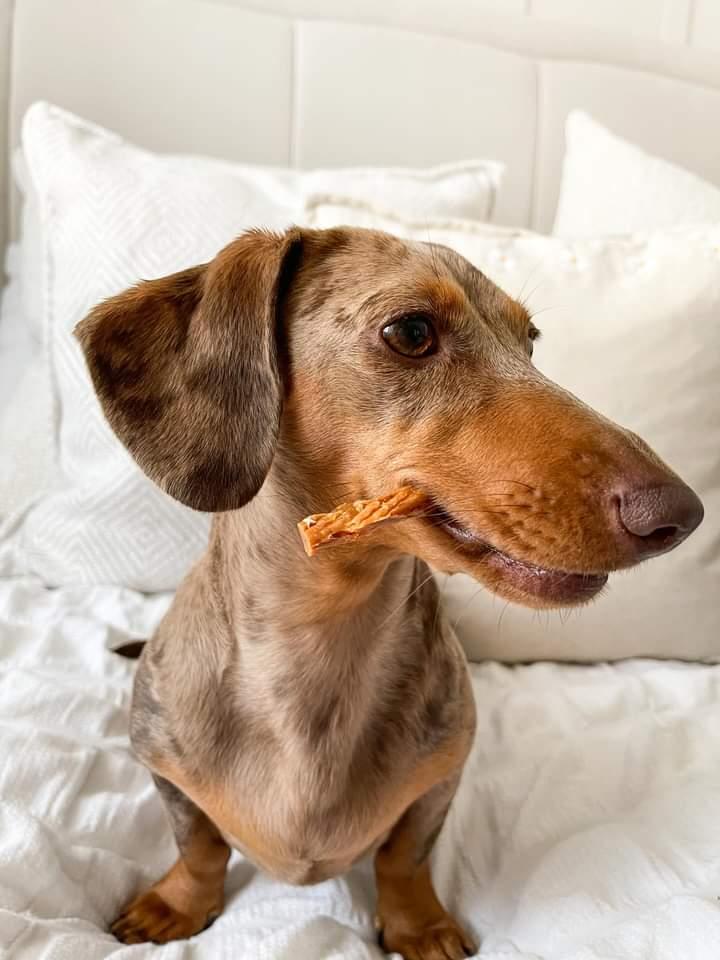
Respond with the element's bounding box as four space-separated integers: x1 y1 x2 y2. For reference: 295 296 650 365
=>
616 483 704 557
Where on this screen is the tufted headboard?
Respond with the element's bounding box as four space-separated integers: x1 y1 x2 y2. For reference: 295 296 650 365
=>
2 0 720 251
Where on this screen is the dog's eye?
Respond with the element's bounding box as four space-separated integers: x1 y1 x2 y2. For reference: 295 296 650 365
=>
527 323 541 358
381 314 437 358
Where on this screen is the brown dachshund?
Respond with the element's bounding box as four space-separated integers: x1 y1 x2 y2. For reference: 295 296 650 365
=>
76 227 703 959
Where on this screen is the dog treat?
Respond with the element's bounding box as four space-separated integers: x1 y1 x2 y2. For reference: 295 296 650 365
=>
298 485 428 556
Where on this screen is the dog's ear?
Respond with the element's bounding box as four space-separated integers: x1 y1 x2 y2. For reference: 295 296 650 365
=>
75 228 303 512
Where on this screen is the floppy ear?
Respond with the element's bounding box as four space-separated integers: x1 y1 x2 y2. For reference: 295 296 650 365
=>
75 228 303 512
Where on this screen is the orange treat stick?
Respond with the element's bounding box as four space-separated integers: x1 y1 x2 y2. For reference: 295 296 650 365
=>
297 485 428 557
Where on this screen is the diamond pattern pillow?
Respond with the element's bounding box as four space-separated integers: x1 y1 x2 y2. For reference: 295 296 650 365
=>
15 102 503 590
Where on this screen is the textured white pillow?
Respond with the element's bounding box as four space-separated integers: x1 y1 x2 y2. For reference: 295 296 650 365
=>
0 242 33 410
553 111 720 237
306 198 720 663
13 102 503 590
0 243 55 543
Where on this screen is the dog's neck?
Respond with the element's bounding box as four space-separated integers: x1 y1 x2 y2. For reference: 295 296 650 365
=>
214 468 418 638
207 460 442 757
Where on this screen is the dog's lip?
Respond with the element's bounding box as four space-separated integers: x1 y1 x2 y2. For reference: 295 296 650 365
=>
426 501 609 603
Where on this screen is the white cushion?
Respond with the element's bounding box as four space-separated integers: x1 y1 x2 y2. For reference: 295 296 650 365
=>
306 198 720 663
553 111 720 236
0 242 33 409
11 101 503 591
0 241 54 543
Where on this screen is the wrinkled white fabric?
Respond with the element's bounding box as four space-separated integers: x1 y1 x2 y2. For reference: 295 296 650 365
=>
1 575 718 959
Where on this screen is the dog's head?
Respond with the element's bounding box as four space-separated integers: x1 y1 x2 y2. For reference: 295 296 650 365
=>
76 227 703 608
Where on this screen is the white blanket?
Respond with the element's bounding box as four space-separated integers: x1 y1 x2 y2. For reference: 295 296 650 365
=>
1 574 719 960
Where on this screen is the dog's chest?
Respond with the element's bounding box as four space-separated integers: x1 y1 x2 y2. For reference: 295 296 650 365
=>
148 570 472 884
218 824 390 885
155 712 467 886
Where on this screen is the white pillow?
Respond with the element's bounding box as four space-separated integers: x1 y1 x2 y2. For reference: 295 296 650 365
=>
0 243 54 543
0 242 34 410
553 111 720 237
306 198 720 663
10 101 503 591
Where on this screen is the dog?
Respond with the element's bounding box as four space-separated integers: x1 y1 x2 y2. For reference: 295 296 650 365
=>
76 226 703 959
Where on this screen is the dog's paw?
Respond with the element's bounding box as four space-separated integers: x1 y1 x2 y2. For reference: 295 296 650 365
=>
378 913 476 959
111 890 218 944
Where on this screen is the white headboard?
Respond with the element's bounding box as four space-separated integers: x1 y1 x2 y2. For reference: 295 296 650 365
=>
2 0 720 250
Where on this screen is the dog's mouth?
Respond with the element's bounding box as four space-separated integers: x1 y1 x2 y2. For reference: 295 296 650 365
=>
427 503 609 605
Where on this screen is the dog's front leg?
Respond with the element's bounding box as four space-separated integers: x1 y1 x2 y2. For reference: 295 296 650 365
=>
111 775 230 944
375 775 476 959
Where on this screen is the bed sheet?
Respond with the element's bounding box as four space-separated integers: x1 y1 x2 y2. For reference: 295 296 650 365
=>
0 574 719 960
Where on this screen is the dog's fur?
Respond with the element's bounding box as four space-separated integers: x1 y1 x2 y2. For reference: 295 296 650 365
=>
76 227 701 959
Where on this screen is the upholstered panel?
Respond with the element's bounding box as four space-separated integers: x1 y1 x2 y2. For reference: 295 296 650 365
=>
533 60 720 230
3 0 720 247
692 0 720 51
0 0 13 260
9 0 293 163
232 0 720 58
294 22 536 227
5 0 294 241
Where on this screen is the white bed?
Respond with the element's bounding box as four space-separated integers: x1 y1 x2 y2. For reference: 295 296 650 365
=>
1 573 719 959
1 2 719 959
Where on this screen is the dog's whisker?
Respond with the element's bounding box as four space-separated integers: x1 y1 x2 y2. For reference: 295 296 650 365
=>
376 570 437 632
521 280 546 308
496 600 512 632
450 582 486 632
528 304 559 320
515 262 545 307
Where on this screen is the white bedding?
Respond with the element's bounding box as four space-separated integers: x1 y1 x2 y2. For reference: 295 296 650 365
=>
0 244 34 411
1 576 719 960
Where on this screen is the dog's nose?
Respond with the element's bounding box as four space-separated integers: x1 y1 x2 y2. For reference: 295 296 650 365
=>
617 483 704 557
